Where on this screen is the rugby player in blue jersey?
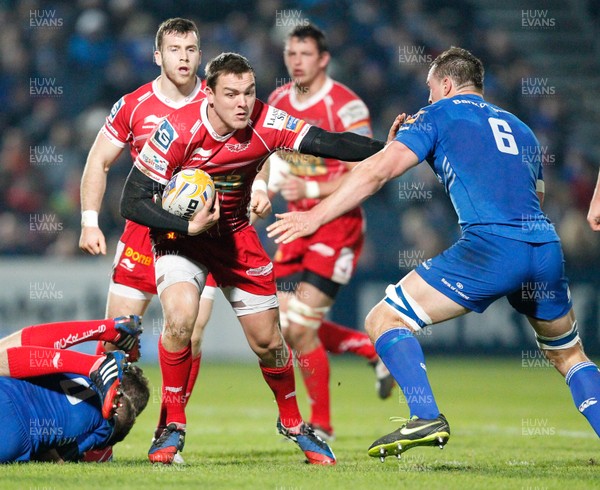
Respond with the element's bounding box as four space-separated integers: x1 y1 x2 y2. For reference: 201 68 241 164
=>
0 317 149 463
268 46 600 460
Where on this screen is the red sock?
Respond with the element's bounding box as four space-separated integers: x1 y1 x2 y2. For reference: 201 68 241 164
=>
20 319 119 349
319 319 377 361
158 340 192 426
298 343 331 431
184 353 202 406
260 346 303 429
6 346 102 378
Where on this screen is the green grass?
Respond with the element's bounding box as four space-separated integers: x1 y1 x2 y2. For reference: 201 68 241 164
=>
1 357 598 489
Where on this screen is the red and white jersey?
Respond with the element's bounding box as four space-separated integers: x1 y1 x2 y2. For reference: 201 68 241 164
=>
267 76 372 211
134 98 312 236
101 77 205 162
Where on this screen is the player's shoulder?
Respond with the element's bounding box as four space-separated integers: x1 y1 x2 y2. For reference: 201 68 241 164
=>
267 84 292 106
329 79 370 126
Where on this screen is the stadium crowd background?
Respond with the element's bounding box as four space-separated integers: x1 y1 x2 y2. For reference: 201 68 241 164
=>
1 0 599 317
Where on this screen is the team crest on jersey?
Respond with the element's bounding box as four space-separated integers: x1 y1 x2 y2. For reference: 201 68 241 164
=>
225 140 251 152
152 119 178 153
108 97 125 122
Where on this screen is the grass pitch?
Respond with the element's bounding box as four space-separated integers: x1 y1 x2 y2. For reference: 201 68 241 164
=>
1 356 598 489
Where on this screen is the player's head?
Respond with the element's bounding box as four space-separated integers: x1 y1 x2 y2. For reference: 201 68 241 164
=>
284 23 330 89
427 47 484 104
204 52 256 134
154 18 201 88
107 393 136 445
120 365 150 416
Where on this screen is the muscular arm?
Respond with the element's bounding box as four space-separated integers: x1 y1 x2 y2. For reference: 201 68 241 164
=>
79 132 124 255
268 141 420 243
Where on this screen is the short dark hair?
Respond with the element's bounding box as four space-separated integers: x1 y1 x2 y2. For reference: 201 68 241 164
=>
205 52 254 90
430 47 484 92
155 17 199 51
121 365 150 416
287 23 328 53
107 394 136 445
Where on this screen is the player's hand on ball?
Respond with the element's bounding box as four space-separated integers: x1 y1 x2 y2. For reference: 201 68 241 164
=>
188 193 220 236
386 113 406 144
267 211 317 244
79 227 107 255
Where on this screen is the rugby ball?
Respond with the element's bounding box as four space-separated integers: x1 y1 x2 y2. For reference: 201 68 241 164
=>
162 169 215 220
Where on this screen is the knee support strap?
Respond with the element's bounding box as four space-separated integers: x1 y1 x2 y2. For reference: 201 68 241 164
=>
535 320 580 350
286 296 330 329
383 282 432 331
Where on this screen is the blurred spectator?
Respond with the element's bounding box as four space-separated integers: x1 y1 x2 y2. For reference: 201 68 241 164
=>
0 0 597 272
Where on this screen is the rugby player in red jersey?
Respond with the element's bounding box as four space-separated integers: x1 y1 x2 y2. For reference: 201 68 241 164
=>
267 24 394 440
121 52 391 465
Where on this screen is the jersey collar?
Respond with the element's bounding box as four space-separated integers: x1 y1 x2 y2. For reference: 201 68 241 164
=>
200 99 236 141
152 76 204 109
289 76 333 112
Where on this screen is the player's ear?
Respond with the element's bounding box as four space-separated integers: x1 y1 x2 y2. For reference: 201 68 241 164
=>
318 51 331 69
205 86 215 105
443 77 452 96
154 50 162 67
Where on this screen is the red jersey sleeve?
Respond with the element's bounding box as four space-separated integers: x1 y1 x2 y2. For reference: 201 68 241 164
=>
101 96 132 148
255 101 312 152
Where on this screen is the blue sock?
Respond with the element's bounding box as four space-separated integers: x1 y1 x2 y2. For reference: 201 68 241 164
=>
566 361 600 437
375 327 439 419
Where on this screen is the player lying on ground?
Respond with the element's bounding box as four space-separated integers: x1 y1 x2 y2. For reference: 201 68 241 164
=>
0 316 149 463
268 46 600 461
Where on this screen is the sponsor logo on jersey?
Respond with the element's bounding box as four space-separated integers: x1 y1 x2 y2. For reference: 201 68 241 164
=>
263 106 287 130
246 262 274 277
399 110 426 131
225 140 251 152
142 114 163 129
285 116 303 132
337 99 369 128
141 147 169 174
191 147 213 161
152 119 178 153
123 246 152 266
108 97 125 123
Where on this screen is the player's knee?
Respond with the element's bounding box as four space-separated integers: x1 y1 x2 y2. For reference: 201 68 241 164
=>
162 317 194 343
287 296 329 330
536 320 584 373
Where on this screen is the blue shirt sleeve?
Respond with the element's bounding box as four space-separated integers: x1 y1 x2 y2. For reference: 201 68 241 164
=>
394 108 438 162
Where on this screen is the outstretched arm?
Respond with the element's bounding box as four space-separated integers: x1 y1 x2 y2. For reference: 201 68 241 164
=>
267 140 420 243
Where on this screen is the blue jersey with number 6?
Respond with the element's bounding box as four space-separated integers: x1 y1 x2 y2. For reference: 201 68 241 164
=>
395 94 558 243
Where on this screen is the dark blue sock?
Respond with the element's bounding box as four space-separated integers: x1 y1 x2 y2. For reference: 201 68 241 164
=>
566 361 600 437
375 327 439 419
